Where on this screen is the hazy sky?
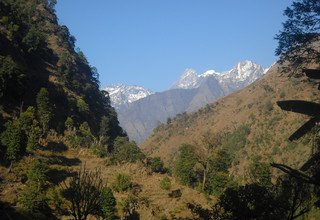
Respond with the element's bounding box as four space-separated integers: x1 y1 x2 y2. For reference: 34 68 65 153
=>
56 0 291 92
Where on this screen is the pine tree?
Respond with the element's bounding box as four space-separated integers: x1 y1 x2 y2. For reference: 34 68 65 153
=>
36 88 52 134
1 121 26 163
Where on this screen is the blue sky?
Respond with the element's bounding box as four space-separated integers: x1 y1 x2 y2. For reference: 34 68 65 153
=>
56 0 291 92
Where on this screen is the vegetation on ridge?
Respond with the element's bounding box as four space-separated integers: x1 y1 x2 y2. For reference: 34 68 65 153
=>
0 0 320 219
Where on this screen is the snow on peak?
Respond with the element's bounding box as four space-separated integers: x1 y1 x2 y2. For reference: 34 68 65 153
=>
104 84 153 109
172 60 267 90
171 69 200 89
220 60 265 83
200 69 219 77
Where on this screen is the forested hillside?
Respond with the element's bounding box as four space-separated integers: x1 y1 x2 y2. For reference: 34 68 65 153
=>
0 1 211 219
0 0 123 140
1 0 320 219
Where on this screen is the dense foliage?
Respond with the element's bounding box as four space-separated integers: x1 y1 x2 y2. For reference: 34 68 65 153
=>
275 0 320 67
0 0 124 144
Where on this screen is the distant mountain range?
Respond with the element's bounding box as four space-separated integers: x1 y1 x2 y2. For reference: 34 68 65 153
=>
105 85 154 109
105 60 268 144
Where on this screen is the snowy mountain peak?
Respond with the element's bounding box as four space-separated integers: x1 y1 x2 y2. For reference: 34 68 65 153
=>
171 69 200 89
171 60 266 90
200 69 219 77
104 84 153 109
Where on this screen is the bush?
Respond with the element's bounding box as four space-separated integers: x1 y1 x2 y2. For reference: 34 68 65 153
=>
120 194 139 219
207 172 230 196
111 137 145 163
112 173 132 192
18 184 49 215
149 157 165 173
61 166 106 220
221 124 250 156
160 176 171 190
100 187 117 220
27 159 49 188
91 142 106 157
248 158 272 187
264 99 274 112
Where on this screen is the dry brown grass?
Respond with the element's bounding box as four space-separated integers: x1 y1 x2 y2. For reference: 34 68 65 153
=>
141 62 320 182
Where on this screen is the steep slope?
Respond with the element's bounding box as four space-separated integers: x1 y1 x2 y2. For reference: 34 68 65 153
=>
141 61 320 180
118 88 197 143
118 61 265 144
0 0 123 139
0 2 211 219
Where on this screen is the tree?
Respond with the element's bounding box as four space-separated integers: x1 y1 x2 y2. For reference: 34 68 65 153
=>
248 157 272 187
36 88 52 134
212 184 285 220
175 144 199 186
1 121 26 164
0 55 25 100
19 107 41 152
271 1 320 216
196 132 225 191
99 116 111 147
19 159 50 216
79 122 94 148
61 166 107 220
275 0 320 68
111 137 145 163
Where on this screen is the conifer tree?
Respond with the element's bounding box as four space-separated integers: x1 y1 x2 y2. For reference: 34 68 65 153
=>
36 88 52 134
1 121 26 164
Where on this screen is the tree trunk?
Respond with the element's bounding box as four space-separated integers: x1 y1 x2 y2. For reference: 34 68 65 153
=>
202 161 208 191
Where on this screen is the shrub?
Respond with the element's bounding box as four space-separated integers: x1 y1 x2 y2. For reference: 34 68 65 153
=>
264 99 274 112
27 159 49 188
248 158 272 187
78 122 94 148
120 194 139 219
160 176 171 190
61 166 106 220
91 142 106 157
221 124 250 157
100 187 117 220
149 157 165 173
18 184 48 215
112 173 132 192
76 96 89 113
207 172 230 196
111 137 145 163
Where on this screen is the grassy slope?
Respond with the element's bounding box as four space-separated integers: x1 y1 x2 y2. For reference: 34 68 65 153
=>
141 62 320 182
0 143 211 219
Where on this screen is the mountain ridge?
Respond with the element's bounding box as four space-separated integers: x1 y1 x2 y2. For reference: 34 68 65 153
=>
141 61 320 179
104 84 154 109
113 60 267 143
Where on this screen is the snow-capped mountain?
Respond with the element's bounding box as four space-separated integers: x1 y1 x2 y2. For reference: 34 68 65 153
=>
104 60 269 144
218 60 265 91
171 69 201 89
104 84 154 109
171 60 265 90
